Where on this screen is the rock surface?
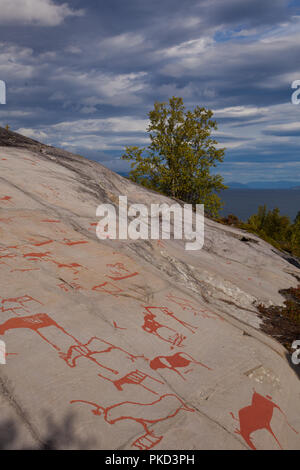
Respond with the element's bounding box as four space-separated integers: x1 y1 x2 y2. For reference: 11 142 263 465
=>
0 127 299 450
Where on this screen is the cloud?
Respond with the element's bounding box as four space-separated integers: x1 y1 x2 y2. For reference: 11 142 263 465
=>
1 0 300 182
0 0 84 26
205 0 290 27
213 106 269 119
52 117 149 134
0 43 35 79
50 69 149 106
17 127 48 140
264 122 300 136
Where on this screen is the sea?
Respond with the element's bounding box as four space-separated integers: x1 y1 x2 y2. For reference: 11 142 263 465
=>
220 189 300 222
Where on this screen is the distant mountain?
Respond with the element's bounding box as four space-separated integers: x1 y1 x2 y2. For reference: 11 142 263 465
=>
116 176 300 189
226 181 300 189
226 182 249 188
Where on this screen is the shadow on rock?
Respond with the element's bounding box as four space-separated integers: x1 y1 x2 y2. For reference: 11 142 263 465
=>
0 412 95 450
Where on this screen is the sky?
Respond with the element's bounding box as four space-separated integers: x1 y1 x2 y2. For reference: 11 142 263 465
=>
0 0 300 183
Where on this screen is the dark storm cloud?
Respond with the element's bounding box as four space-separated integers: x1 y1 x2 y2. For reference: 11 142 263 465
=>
205 0 290 27
0 0 299 182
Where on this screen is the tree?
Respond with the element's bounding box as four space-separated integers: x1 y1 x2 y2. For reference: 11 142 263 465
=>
122 97 227 216
291 211 300 257
247 205 291 243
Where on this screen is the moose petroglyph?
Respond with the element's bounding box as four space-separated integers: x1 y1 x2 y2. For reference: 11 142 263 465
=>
0 130 299 449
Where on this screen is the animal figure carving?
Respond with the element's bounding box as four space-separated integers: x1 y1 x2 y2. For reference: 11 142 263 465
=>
97 369 164 395
144 306 197 333
0 314 143 375
141 310 186 348
150 352 212 378
231 391 298 450
71 393 194 450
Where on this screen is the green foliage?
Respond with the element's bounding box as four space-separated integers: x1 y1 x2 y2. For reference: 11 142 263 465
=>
245 205 291 248
220 205 300 257
122 97 227 217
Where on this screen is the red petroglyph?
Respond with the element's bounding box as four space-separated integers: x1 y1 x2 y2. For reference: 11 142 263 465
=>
0 314 57 336
32 240 54 247
166 293 223 321
88 223 98 232
70 282 82 291
58 283 69 292
166 293 196 310
144 306 197 333
141 310 186 348
150 352 212 379
113 321 126 330
0 217 13 224
58 280 82 292
70 393 194 450
61 336 145 369
0 252 16 260
11 268 40 273
0 295 42 315
41 219 61 223
92 282 124 297
0 196 12 201
106 262 139 281
24 158 36 164
230 391 298 450
0 314 143 375
62 239 88 246
97 369 164 395
52 261 83 276
1 158 7 161
23 251 51 261
41 184 60 197
0 246 18 257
